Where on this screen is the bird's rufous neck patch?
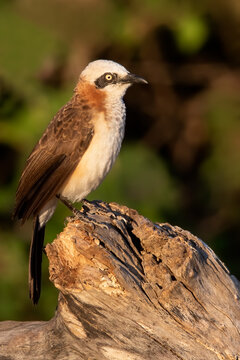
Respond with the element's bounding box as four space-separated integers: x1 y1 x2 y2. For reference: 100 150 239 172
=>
75 81 106 112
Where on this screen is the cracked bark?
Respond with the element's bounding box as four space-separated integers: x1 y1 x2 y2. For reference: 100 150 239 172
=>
0 200 240 360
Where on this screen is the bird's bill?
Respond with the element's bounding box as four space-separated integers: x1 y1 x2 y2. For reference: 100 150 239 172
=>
120 73 148 85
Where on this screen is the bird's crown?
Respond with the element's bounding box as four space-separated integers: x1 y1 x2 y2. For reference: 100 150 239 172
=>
80 60 129 85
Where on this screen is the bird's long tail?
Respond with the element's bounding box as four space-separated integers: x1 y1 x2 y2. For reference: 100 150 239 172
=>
29 216 45 304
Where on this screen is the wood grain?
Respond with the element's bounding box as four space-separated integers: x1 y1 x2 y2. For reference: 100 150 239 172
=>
1 200 240 359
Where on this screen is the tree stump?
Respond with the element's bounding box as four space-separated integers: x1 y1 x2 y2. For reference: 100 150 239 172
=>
0 200 239 359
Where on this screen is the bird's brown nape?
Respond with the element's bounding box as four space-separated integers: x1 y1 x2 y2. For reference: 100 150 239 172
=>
75 81 106 113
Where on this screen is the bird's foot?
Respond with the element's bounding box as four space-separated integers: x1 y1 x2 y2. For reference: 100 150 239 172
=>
57 195 108 229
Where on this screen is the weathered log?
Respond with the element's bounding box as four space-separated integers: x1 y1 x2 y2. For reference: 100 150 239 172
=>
0 200 239 360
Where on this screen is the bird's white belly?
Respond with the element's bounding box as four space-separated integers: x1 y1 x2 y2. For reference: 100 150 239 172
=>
61 112 124 203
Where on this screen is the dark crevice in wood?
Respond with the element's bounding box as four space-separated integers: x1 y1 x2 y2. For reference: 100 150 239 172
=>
125 224 144 255
108 248 144 282
110 223 143 264
155 223 177 238
180 282 207 312
153 254 162 264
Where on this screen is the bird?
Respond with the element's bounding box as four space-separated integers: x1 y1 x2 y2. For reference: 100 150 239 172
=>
13 59 147 304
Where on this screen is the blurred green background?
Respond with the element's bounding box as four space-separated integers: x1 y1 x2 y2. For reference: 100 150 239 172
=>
1 0 240 321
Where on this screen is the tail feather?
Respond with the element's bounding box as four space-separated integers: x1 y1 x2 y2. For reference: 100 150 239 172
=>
29 216 45 304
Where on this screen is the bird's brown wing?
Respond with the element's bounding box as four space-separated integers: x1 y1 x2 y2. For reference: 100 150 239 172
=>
13 98 94 223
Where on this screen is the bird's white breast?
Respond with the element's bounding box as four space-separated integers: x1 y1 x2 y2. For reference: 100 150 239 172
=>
61 105 125 203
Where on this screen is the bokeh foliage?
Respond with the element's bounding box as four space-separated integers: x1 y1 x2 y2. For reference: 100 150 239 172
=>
0 0 240 320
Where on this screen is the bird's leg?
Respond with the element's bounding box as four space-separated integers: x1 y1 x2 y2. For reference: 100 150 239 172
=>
56 194 91 225
56 194 81 217
56 195 109 229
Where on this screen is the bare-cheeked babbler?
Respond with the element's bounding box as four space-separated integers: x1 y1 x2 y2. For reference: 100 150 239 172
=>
13 60 147 304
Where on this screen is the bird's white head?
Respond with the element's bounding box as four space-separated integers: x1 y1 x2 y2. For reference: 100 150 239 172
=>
80 59 147 99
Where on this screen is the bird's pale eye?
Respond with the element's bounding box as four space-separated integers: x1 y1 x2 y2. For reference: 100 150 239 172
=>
105 73 113 81
95 72 118 88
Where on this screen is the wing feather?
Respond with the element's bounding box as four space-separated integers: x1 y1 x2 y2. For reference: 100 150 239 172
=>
13 97 94 223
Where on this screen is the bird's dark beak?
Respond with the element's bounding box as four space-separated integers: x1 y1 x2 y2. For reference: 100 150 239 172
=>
120 73 148 85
